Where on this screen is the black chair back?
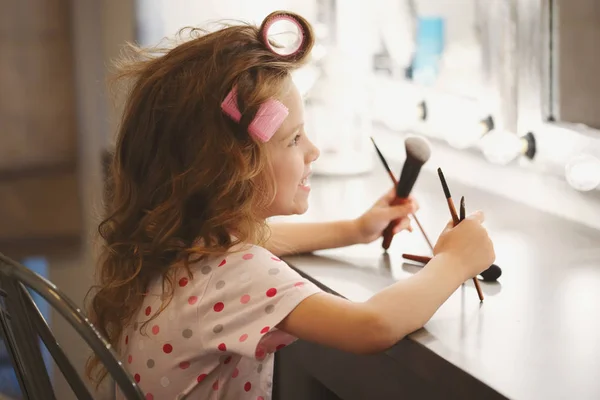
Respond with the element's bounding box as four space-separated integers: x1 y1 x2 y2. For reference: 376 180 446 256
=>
0 252 145 399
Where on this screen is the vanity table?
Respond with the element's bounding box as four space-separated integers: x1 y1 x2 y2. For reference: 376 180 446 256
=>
273 166 600 400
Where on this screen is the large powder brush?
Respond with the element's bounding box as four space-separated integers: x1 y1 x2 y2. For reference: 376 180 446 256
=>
382 136 432 250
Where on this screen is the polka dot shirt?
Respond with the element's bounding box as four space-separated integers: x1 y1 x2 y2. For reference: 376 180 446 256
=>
117 244 322 400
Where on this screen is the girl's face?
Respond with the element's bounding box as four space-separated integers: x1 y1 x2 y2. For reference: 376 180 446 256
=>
262 81 320 218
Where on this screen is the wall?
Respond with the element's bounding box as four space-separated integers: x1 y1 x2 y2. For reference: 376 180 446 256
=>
555 0 600 129
47 1 134 399
0 0 81 244
136 0 317 46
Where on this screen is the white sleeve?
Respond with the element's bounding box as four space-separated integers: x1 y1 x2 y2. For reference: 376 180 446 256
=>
197 246 322 360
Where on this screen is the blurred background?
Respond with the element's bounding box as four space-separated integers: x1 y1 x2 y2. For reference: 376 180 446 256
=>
1 0 599 398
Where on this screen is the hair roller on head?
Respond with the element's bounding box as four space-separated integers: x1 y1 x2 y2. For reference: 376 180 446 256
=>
221 86 289 143
221 11 313 142
258 11 313 60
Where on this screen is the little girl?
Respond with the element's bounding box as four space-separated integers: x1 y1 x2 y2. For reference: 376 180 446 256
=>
86 11 495 400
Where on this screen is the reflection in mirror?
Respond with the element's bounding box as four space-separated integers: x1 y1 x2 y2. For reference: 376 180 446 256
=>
379 0 485 99
370 0 501 154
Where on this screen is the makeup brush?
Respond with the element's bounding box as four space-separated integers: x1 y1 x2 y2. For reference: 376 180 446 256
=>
437 168 484 301
370 137 434 252
402 253 502 282
437 168 460 226
458 196 484 300
381 136 432 251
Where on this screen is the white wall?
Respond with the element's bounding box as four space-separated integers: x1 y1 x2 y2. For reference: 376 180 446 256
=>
137 0 317 45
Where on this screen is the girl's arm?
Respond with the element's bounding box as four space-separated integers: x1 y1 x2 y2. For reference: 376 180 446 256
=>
265 220 361 256
278 253 465 353
265 190 418 257
277 214 495 354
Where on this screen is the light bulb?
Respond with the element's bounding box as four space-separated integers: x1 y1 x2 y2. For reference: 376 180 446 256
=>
565 154 600 192
292 66 320 96
372 79 425 131
445 115 494 150
481 131 522 165
311 44 327 62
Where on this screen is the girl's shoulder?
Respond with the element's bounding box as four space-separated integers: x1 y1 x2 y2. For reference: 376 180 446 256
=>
188 244 286 281
223 243 283 264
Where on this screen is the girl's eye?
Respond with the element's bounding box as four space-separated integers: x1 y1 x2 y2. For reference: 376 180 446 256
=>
289 134 301 146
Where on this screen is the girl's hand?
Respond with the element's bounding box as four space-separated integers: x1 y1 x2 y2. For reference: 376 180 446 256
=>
353 188 419 244
433 211 495 280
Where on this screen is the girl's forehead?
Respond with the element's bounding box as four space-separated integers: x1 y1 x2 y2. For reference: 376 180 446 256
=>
272 82 304 140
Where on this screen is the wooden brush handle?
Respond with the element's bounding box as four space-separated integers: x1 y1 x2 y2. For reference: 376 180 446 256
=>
381 197 409 250
403 253 501 283
402 253 431 264
447 198 460 226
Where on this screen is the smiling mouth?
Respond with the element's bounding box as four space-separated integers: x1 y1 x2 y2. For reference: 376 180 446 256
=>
299 175 311 189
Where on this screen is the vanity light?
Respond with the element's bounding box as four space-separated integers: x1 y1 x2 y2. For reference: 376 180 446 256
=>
446 115 494 150
292 65 320 96
565 154 600 192
481 131 536 165
376 96 427 132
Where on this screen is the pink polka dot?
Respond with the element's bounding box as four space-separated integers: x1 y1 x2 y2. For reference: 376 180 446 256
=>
218 343 227 351
266 288 277 297
197 374 207 383
232 368 239 378
179 361 190 370
260 326 270 334
218 259 226 267
151 325 159 335
127 355 132 364
188 296 198 305
224 356 232 364
242 253 254 260
239 334 248 342
271 256 281 262
145 306 152 316
258 397 265 400
179 277 188 287
213 302 224 312
125 335 129 345
134 373 140 383
240 294 251 304
213 380 219 391
276 344 286 350
163 344 173 354
255 348 265 360
145 394 154 400
244 382 252 392
294 282 305 287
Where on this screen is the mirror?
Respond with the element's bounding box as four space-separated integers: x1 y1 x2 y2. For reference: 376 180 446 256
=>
546 0 600 130
378 0 485 100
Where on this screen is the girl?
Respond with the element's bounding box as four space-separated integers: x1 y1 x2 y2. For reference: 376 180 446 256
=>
86 11 495 400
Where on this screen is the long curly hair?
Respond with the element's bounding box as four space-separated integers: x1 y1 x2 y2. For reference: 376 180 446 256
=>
85 11 314 385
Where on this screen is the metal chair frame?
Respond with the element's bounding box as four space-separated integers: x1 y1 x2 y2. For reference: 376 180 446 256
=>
0 252 145 399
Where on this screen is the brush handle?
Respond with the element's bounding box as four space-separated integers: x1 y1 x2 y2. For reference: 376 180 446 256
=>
381 197 409 250
454 198 484 301
447 198 460 226
401 253 431 264
402 253 502 282
384 170 433 252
